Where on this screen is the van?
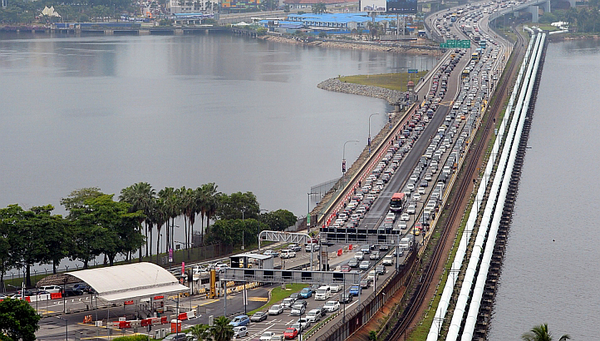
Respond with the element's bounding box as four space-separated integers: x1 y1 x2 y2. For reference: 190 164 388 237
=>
40 285 62 294
315 286 331 301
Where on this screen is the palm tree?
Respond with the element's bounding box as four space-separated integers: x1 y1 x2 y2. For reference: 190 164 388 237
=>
211 316 234 341
150 198 168 264
198 183 219 245
158 187 181 254
522 323 570 341
188 324 212 341
179 187 197 259
119 182 156 261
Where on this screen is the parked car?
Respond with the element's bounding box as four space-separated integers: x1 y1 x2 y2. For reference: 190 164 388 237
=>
233 326 248 338
229 315 250 327
251 311 268 322
268 304 284 315
284 328 298 340
40 285 61 294
323 300 340 312
63 288 84 297
162 334 189 341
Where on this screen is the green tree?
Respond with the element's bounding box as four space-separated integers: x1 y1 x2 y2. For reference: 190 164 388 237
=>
0 205 24 290
0 298 40 341
522 323 570 341
158 187 181 255
210 316 234 341
312 2 326 14
188 324 213 341
197 183 220 245
216 191 260 221
61 187 104 214
260 209 297 231
120 182 156 260
30 205 70 275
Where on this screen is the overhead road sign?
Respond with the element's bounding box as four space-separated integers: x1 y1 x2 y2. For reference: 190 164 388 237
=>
386 0 416 14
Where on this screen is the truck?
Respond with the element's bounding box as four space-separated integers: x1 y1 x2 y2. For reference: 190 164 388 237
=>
399 237 414 251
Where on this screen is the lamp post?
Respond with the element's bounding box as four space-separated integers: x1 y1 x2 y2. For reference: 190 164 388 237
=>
342 140 359 178
368 113 379 154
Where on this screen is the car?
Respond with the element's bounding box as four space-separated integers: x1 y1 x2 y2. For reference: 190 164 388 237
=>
63 288 84 297
306 308 322 323
323 300 340 312
268 304 284 315
349 285 362 296
382 255 394 266
280 249 296 259
233 326 248 338
354 252 364 261
360 245 371 254
376 265 386 275
162 334 189 341
297 317 311 329
367 270 378 282
400 213 410 221
214 263 229 272
360 279 372 288
348 258 359 268
263 250 279 258
251 311 268 322
290 292 300 300
284 328 298 339
282 297 296 309
379 245 389 251
40 285 61 294
229 315 250 327
359 260 370 270
260 331 277 341
290 303 306 316
341 264 351 272
299 287 313 298
339 293 353 304
290 322 304 333
288 244 302 252
369 251 380 260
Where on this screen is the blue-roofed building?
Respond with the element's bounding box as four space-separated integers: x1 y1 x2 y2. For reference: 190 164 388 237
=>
284 12 396 31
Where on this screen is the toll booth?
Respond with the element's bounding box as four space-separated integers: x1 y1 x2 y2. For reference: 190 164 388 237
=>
230 253 274 269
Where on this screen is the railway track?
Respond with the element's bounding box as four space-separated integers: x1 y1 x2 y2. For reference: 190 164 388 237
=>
384 26 527 341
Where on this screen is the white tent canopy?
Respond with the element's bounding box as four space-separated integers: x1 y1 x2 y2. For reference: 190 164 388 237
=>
41 6 61 17
66 262 188 302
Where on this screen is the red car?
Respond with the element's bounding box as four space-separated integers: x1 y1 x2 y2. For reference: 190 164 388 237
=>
284 327 298 339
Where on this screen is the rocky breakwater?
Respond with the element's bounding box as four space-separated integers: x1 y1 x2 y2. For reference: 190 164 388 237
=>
317 78 405 104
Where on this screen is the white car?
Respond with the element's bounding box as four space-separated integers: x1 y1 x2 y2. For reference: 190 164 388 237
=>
233 326 248 338
323 301 340 312
400 213 410 221
280 249 296 259
260 332 276 341
268 304 284 315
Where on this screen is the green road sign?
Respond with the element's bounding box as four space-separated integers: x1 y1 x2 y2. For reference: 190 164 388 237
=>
408 69 418 73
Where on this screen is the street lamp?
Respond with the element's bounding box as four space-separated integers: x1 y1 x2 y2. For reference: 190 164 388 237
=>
368 113 379 154
342 140 359 177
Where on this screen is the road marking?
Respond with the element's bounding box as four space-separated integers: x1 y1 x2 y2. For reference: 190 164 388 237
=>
248 297 268 302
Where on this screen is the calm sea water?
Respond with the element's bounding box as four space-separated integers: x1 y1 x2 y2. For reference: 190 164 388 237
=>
488 39 600 340
0 33 437 217
0 32 439 271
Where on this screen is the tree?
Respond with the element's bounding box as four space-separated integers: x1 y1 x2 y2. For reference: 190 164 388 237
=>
188 324 213 341
312 2 326 14
61 187 104 214
0 298 40 341
216 191 260 221
0 206 24 290
67 195 144 267
158 187 180 254
29 205 70 275
260 209 297 231
210 316 234 341
522 323 570 341
197 183 220 245
120 182 156 260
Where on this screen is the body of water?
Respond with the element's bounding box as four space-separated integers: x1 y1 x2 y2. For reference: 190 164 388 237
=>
0 32 438 272
488 39 600 340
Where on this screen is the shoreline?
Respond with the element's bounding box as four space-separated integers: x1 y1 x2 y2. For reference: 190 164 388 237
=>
317 78 407 105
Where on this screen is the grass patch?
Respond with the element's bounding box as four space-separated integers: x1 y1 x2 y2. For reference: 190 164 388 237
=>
247 283 306 316
339 71 429 91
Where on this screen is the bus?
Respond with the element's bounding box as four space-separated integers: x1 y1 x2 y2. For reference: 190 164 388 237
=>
462 69 470 79
390 193 405 212
471 51 480 61
480 39 487 49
